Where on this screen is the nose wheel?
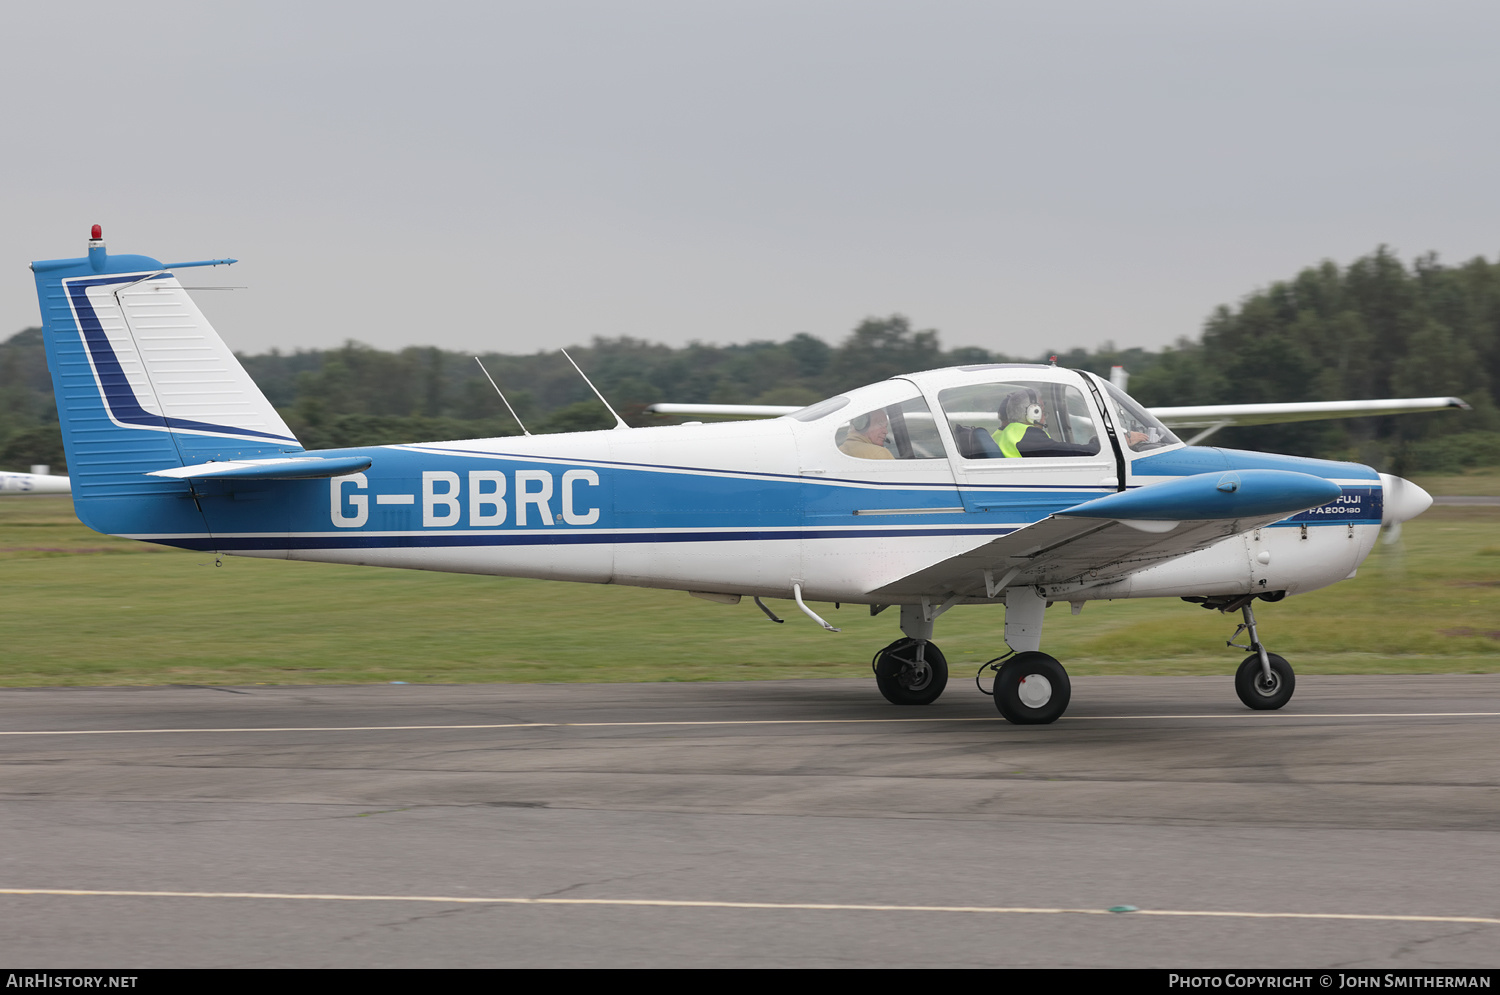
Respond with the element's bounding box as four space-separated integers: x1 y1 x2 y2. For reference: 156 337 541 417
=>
1235 653 1295 710
873 638 949 705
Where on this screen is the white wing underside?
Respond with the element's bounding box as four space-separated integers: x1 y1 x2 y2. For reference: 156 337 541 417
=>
867 511 1289 601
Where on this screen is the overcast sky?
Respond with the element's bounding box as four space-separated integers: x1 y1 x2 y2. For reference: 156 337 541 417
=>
3 1 1497 357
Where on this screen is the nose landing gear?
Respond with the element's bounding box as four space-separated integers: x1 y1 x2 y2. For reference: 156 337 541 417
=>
1187 593 1297 711
1228 599 1295 710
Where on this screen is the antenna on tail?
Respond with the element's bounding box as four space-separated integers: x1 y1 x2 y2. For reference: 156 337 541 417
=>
473 357 531 436
561 348 630 431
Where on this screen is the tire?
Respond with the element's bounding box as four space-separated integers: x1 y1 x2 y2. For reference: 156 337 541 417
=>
874 639 948 705
993 652 1071 724
1235 653 1295 710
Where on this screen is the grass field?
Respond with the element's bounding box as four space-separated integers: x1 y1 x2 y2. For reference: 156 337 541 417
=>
1411 465 1500 497
1 495 1495 686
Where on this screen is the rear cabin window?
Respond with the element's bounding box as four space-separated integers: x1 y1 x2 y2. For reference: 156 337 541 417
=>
834 395 948 460
938 381 1101 459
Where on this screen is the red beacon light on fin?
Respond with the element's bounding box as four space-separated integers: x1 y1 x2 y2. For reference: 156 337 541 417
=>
87 224 107 271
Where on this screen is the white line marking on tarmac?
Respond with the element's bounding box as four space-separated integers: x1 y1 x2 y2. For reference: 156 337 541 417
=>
0 712 1497 736
0 888 1496 926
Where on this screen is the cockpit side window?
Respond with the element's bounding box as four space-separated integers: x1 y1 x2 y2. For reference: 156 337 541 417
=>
937 381 1102 459
835 394 948 460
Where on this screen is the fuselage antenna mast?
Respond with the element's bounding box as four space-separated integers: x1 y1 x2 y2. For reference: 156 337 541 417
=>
560 348 630 430
473 356 532 436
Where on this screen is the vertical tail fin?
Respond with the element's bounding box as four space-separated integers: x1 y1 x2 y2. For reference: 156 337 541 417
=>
31 226 301 536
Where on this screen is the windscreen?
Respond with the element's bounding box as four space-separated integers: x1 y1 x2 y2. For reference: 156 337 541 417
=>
1101 382 1181 451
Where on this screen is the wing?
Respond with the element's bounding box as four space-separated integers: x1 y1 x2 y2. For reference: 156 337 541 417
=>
1155 396 1468 444
867 469 1341 601
649 396 1471 433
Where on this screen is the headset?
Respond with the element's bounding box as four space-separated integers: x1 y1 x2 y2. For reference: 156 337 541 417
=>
1001 388 1044 426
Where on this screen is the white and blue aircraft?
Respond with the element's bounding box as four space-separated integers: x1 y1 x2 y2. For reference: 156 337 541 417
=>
30 228 1457 723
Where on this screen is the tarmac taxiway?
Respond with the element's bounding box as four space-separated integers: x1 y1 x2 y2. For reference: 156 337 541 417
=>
0 675 1497 967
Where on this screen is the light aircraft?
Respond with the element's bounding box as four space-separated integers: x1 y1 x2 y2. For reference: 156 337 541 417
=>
0 467 70 495
30 228 1462 723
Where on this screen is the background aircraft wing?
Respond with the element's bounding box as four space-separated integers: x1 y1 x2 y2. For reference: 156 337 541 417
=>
866 469 1341 601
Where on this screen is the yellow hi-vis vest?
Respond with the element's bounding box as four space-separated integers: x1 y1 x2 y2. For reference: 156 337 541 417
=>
993 422 1029 458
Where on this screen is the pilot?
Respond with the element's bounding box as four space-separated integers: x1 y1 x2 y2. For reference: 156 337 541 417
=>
992 389 1099 458
840 408 894 459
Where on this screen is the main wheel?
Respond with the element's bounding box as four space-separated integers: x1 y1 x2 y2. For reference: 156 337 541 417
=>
1235 653 1295 710
874 638 948 705
993 652 1071 725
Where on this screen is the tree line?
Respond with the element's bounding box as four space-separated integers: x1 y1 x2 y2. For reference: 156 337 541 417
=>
2 246 1496 475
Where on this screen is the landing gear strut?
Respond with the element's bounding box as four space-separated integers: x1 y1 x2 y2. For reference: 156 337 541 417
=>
871 590 1076 723
1231 602 1295 710
1187 595 1297 711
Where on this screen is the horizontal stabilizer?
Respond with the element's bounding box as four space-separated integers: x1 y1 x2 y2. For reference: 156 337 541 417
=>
648 403 800 418
1057 470 1341 522
146 456 373 481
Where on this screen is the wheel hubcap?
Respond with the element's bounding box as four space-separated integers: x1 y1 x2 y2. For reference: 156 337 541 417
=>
1018 674 1053 708
1254 671 1280 696
901 663 931 691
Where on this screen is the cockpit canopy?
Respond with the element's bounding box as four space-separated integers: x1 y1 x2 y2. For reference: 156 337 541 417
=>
790 366 1182 461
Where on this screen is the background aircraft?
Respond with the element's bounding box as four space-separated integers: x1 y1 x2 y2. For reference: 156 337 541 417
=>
0 466 70 494
29 229 1451 724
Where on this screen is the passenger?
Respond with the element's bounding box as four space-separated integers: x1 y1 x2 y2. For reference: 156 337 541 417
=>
840 408 894 459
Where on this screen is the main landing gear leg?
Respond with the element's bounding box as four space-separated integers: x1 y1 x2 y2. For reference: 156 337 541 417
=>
989 587 1071 725
1231 602 1295 711
872 605 948 706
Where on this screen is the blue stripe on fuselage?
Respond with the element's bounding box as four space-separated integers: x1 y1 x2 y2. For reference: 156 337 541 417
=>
139 445 1105 546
